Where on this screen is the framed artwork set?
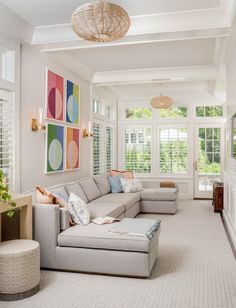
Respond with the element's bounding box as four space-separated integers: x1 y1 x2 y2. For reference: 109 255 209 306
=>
45 69 80 173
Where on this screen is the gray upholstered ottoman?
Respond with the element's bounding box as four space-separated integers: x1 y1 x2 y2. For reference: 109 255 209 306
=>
140 188 178 214
56 222 160 277
0 240 40 301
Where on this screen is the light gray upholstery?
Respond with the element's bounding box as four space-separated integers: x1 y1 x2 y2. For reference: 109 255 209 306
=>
140 188 178 201
93 192 140 210
58 223 160 252
32 176 178 277
33 204 59 268
140 200 177 214
93 174 110 195
65 182 88 203
79 178 102 202
87 201 125 219
55 246 154 277
60 207 70 230
124 202 140 218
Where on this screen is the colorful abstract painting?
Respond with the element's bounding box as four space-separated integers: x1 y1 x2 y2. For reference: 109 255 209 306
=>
66 127 80 170
46 69 64 121
66 80 79 125
46 124 64 173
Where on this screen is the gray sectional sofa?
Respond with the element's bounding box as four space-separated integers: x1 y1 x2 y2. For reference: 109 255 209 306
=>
32 175 178 277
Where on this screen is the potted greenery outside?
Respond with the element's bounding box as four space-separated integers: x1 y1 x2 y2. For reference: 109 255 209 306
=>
0 170 16 217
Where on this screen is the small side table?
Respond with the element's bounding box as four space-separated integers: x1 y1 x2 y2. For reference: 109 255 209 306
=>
212 181 224 212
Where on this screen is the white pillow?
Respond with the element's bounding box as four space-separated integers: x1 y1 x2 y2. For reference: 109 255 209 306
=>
68 193 90 225
120 178 143 193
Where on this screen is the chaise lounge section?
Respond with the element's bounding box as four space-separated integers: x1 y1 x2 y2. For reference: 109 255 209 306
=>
31 175 178 277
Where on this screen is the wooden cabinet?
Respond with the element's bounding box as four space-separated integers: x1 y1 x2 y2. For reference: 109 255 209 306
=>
212 182 224 212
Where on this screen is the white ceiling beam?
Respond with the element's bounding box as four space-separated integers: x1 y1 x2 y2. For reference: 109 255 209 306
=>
33 7 230 47
40 27 229 53
93 66 220 85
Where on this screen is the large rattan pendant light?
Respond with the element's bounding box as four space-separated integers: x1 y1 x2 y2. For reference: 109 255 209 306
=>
150 84 174 109
150 95 173 109
71 0 131 42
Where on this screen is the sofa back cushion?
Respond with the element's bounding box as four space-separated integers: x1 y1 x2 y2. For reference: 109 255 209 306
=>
93 174 110 195
79 177 102 202
65 182 88 203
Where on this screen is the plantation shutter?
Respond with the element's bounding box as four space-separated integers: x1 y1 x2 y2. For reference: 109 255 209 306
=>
0 89 14 190
93 122 116 175
124 127 152 174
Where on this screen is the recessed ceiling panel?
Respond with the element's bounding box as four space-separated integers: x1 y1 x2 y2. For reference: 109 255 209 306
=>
0 0 221 26
67 38 215 72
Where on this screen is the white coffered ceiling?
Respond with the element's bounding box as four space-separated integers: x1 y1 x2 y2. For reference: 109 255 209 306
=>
0 0 221 26
0 0 234 101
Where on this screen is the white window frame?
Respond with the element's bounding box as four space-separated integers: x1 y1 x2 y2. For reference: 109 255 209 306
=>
194 104 225 120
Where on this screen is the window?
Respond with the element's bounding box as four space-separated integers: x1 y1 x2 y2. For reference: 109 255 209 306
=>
125 127 151 174
93 122 116 175
159 127 188 174
0 89 14 190
125 108 152 119
93 99 101 114
105 106 113 118
0 45 15 83
159 105 187 118
196 106 223 117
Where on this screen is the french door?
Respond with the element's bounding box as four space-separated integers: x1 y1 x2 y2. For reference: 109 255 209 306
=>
194 124 224 199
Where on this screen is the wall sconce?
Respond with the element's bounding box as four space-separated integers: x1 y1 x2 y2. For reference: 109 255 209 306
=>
83 121 93 138
32 107 46 132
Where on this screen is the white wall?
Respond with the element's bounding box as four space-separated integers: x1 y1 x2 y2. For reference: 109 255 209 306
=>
20 45 92 192
223 38 236 250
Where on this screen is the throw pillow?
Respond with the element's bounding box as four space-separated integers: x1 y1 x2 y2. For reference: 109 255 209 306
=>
111 170 134 180
120 178 143 193
36 186 57 204
68 193 90 225
108 175 123 193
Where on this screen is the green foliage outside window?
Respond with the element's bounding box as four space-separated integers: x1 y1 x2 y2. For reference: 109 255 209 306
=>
160 106 187 118
126 108 152 119
196 106 223 117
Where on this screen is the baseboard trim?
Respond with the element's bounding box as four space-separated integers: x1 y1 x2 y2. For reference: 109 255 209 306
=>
222 210 236 256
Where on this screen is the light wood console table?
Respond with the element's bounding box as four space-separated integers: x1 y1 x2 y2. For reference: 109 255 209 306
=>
0 194 32 242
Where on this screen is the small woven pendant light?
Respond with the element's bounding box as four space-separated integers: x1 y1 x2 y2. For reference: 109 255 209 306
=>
71 0 131 42
151 94 173 109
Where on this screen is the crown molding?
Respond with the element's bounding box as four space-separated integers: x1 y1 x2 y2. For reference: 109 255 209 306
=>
32 7 230 47
93 65 220 85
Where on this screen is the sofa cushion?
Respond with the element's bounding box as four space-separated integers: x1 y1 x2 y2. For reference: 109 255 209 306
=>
87 202 125 219
93 174 110 195
92 192 140 210
79 178 102 202
140 188 178 201
65 182 88 203
58 223 160 252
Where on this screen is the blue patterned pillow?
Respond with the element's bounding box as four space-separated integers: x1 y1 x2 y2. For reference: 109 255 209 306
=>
108 175 123 193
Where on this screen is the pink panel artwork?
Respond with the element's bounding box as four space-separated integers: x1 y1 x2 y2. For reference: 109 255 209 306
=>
46 69 64 121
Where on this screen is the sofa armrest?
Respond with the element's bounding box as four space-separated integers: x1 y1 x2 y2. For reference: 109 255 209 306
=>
33 203 60 268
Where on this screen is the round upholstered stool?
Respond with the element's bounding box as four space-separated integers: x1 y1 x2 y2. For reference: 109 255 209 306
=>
0 239 40 301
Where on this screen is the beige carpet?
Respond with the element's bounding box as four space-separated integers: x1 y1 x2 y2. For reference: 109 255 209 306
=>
1 200 236 308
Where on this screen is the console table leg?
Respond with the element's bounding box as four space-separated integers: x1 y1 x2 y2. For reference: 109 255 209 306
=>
20 203 32 240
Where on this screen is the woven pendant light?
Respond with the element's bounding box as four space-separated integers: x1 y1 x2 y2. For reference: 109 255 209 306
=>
71 0 131 42
151 94 173 109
